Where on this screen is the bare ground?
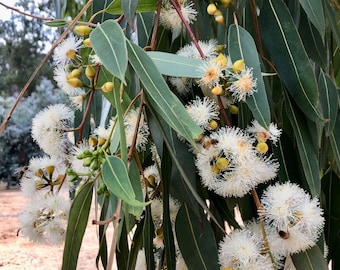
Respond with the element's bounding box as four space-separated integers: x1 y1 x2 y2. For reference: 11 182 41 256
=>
0 189 113 270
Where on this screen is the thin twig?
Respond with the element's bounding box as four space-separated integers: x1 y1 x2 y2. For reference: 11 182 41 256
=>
0 1 55 21
217 95 232 127
0 0 94 134
168 0 205 59
107 199 122 270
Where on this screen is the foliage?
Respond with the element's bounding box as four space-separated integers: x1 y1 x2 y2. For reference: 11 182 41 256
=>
2 0 340 269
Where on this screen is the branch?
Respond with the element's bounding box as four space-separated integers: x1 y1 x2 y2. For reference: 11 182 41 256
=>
0 0 94 134
0 2 55 21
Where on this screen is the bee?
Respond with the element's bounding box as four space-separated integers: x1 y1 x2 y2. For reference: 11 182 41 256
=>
202 138 219 149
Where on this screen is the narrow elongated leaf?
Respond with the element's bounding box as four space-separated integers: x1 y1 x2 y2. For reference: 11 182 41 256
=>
318 71 338 135
44 19 68 27
102 156 147 207
126 40 203 146
147 51 205 78
161 146 176 270
122 0 138 23
260 0 323 122
325 2 340 48
298 0 325 38
175 204 219 269
291 245 328 270
106 0 157 14
62 181 94 270
143 204 155 270
329 113 340 171
285 95 320 196
90 19 127 83
228 24 271 128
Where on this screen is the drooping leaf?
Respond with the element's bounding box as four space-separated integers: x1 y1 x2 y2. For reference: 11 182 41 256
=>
298 9 327 69
285 94 320 196
96 195 109 269
329 113 340 171
298 0 325 39
318 71 338 136
259 0 323 122
147 51 205 78
137 12 155 48
90 19 127 83
44 19 68 27
106 0 157 14
161 145 176 270
228 24 271 129
62 181 94 270
101 156 147 207
143 204 155 270
325 1 340 48
291 245 328 270
126 40 203 146
122 0 138 23
321 171 340 266
175 204 220 269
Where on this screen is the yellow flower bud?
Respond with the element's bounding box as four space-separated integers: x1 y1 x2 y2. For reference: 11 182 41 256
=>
216 53 228 69
66 73 73 80
216 157 229 170
233 59 245 73
71 68 82 78
220 0 233 8
98 137 106 146
83 38 92 47
66 49 76 60
74 25 92 36
215 14 225 25
85 66 96 80
211 164 220 174
256 141 269 154
101 82 114 93
211 85 223 95
215 45 226 54
229 105 239 114
209 120 218 130
45 165 55 176
67 78 83 88
207 3 217 15
146 175 156 188
88 137 98 147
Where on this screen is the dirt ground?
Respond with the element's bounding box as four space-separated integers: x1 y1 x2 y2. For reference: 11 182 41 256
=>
0 189 114 270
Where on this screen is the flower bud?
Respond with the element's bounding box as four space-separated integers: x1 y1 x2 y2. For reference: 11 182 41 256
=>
66 49 76 60
45 165 55 176
71 68 82 78
85 66 96 80
229 105 239 114
220 0 233 8
101 82 114 93
256 141 269 154
211 164 220 174
207 3 217 15
215 53 228 69
83 38 92 47
209 120 218 130
216 157 229 170
88 137 98 147
233 59 245 73
214 10 224 25
74 25 92 36
211 85 223 95
98 137 106 146
67 78 83 88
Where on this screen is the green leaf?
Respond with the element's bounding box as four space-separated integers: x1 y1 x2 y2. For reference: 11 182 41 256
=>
325 2 340 48
126 159 144 216
62 181 94 270
298 9 327 69
122 0 138 23
44 19 68 27
228 24 271 128
291 245 328 270
101 156 147 207
90 19 127 84
161 145 176 270
143 204 155 270
259 0 323 122
285 94 321 196
126 40 203 146
137 12 155 48
318 71 338 135
96 195 109 269
298 0 325 38
321 172 340 265
106 0 157 14
175 204 220 270
329 113 340 171
147 51 205 78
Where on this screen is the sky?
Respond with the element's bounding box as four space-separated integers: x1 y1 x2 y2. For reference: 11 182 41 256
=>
0 0 17 21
